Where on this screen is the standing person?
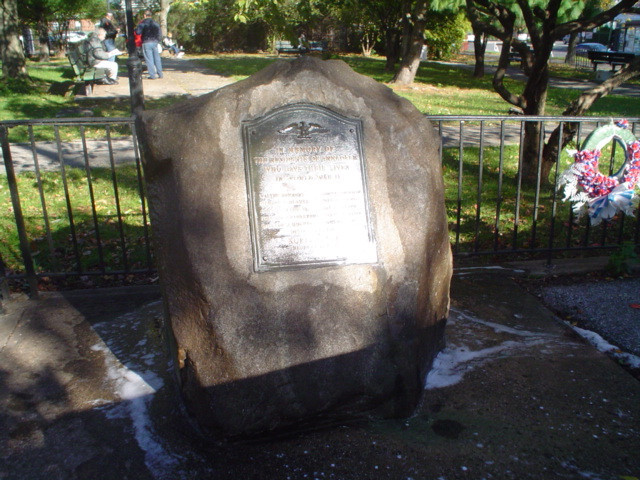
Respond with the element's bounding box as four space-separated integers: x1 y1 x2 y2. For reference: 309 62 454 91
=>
99 12 118 61
297 32 309 54
135 10 163 79
22 27 35 57
85 27 119 84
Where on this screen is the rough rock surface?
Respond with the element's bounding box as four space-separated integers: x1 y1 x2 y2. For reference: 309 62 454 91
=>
139 56 452 437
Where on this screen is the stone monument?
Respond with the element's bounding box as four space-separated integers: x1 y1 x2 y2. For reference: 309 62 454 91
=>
138 56 452 437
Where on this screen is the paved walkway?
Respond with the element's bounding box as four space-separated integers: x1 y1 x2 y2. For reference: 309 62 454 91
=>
86 55 234 100
92 55 640 101
1 57 234 173
1 270 639 479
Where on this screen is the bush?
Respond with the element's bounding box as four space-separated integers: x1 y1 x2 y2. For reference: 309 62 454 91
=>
608 242 639 275
168 0 268 53
424 9 469 61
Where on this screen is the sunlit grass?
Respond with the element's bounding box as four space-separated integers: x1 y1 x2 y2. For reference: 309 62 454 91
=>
195 53 640 117
3 52 639 126
0 165 150 275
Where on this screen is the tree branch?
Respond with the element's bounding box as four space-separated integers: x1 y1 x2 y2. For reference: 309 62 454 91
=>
516 0 540 46
467 0 525 108
553 0 638 40
565 56 640 116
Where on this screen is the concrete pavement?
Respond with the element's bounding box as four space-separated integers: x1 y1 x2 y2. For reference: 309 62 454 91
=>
87 56 234 99
1 269 639 479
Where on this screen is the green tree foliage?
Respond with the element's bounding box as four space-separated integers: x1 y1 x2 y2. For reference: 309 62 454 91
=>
18 0 103 59
424 9 469 60
233 0 467 71
169 0 270 52
391 1 467 84
166 0 207 52
234 0 331 51
332 0 391 56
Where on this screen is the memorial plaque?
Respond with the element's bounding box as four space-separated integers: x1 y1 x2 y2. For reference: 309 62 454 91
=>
242 103 377 271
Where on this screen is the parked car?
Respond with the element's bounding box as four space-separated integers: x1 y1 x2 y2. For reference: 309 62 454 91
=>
575 42 609 57
65 31 88 43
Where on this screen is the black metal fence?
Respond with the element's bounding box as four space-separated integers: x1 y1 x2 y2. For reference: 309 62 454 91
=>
570 50 593 70
2 115 639 295
430 115 640 261
1 118 152 295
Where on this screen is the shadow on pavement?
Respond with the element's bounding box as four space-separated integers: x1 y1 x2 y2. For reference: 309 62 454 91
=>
1 273 639 479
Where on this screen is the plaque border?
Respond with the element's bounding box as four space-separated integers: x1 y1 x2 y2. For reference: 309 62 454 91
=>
241 103 377 272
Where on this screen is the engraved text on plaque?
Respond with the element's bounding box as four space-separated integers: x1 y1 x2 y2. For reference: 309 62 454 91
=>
242 103 377 271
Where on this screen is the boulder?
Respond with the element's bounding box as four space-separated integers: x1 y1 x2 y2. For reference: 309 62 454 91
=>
138 56 452 437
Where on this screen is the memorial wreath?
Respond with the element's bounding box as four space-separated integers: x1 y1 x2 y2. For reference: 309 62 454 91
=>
558 119 640 225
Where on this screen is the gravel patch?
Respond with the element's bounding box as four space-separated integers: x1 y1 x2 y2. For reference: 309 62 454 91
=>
541 277 640 356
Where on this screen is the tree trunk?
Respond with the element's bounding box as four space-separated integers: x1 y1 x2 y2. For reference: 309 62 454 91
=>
384 28 401 72
361 31 374 57
520 60 552 183
0 0 27 78
472 30 487 78
160 0 172 36
391 42 422 84
36 21 49 62
390 0 428 85
564 32 579 65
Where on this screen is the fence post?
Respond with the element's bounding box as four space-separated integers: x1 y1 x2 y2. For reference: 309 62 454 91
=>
0 252 9 311
125 0 145 118
1 125 39 298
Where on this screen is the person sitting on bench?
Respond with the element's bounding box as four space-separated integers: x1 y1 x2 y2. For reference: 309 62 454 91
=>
162 32 184 57
85 27 120 84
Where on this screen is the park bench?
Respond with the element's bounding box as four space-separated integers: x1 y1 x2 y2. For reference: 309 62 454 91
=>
275 40 325 56
275 40 300 55
66 43 109 96
587 51 636 72
308 41 325 53
509 48 522 63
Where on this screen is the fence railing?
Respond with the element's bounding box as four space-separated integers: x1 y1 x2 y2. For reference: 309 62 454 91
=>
1 117 152 295
2 115 639 295
430 115 640 261
571 51 594 70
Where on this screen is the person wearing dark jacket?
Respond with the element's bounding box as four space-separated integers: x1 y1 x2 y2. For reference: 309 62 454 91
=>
135 10 163 79
99 12 118 61
85 27 119 84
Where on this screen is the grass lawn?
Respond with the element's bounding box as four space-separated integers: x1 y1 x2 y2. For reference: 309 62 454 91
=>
0 163 152 277
1 52 639 277
3 52 640 122
1 135 630 276
196 53 640 117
